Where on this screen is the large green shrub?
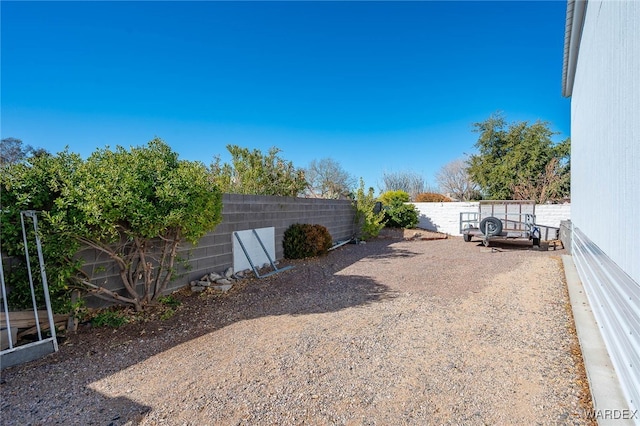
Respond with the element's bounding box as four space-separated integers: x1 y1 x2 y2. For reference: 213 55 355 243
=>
378 190 410 205
0 139 224 312
380 190 419 229
1 150 83 313
283 224 333 259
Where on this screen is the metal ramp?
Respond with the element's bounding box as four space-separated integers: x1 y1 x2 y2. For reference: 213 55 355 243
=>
1 211 59 369
233 228 293 279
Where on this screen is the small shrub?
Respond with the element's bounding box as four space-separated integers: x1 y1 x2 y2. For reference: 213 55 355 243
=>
283 223 333 259
158 295 181 309
91 309 130 328
415 192 452 202
159 308 176 321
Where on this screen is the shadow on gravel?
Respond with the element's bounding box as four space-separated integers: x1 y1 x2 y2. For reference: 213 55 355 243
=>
0 237 409 426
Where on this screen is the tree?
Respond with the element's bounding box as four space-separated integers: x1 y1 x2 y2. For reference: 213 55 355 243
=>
467 113 570 202
304 158 356 199
379 170 427 201
210 145 307 197
1 139 224 312
436 158 481 201
0 137 47 166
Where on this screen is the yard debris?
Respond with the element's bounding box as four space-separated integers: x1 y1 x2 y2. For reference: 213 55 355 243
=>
190 267 252 293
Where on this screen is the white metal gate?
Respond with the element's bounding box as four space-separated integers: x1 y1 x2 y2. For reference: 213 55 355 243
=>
1 211 58 369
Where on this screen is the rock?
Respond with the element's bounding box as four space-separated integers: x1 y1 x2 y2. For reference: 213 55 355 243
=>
190 285 206 293
224 267 234 278
208 272 223 281
197 280 211 287
212 284 232 292
200 274 211 282
215 278 232 285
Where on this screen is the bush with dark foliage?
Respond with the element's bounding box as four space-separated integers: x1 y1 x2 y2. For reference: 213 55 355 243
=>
283 223 333 259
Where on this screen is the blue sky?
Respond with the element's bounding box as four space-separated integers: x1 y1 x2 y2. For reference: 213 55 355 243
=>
1 1 570 193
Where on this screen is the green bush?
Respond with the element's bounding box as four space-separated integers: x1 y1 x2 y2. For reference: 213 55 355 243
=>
384 202 419 228
91 309 130 328
1 151 84 313
378 190 410 205
378 190 419 228
354 178 386 240
1 139 223 312
283 223 333 259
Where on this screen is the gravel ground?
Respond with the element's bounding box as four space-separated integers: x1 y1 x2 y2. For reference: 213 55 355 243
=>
1 230 594 425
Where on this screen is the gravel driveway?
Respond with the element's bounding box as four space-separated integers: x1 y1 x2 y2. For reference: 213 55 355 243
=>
1 231 594 425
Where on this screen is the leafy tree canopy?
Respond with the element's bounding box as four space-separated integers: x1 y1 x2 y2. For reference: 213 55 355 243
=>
210 145 307 197
1 139 223 312
467 113 570 203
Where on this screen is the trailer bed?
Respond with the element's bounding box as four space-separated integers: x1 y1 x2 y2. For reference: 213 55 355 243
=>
460 200 560 248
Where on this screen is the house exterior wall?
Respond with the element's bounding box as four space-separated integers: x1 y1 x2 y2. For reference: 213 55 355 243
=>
567 0 640 416
571 0 640 284
412 202 571 236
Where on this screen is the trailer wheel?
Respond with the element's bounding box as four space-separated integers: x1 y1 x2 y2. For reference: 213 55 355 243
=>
479 217 502 236
463 233 473 242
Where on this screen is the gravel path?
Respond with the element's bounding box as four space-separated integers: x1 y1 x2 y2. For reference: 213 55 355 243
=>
1 233 594 425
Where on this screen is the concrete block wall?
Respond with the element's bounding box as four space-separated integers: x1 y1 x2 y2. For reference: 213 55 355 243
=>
414 202 479 236
413 202 571 236
81 194 357 301
183 194 357 287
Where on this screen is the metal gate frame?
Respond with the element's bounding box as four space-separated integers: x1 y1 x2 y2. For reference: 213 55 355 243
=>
1 210 58 369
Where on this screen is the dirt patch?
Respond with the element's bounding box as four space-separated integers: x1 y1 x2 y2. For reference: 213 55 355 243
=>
0 234 594 425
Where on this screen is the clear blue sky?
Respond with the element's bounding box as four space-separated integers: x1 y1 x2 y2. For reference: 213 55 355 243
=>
1 1 570 193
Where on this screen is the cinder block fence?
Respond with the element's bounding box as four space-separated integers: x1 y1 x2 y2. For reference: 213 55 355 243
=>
80 194 358 301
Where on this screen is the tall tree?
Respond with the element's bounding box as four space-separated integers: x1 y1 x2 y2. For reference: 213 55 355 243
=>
436 158 481 201
210 145 307 197
304 158 356 199
380 170 427 201
467 113 570 202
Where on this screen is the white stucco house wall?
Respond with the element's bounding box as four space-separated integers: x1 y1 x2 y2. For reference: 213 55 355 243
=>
562 0 639 416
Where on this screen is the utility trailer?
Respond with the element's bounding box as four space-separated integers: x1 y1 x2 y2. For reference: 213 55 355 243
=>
459 200 560 248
